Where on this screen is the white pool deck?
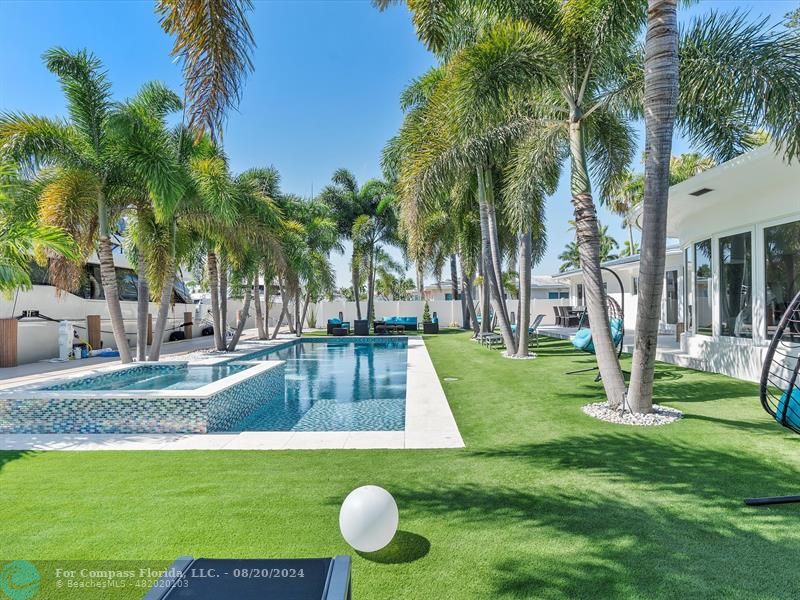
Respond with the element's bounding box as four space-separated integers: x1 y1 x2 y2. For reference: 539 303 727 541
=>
0 333 464 451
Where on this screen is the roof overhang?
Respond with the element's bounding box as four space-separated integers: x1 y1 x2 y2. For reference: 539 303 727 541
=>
631 145 797 238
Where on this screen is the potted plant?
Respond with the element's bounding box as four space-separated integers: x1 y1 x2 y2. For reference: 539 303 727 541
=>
422 303 439 334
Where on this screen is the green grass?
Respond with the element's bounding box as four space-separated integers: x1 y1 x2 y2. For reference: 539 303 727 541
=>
2 332 800 599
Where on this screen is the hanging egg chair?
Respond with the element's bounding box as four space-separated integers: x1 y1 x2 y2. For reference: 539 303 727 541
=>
567 267 625 381
745 289 800 506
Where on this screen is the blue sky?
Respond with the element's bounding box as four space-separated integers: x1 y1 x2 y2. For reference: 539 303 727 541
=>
1 0 795 285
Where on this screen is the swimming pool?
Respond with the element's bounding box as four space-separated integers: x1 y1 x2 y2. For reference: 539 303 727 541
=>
232 338 408 432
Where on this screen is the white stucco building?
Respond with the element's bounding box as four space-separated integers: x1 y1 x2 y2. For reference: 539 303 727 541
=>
552 145 799 382
420 276 568 301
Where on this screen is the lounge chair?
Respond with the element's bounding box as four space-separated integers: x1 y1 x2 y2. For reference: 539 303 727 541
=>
511 314 546 345
327 318 350 335
145 555 351 600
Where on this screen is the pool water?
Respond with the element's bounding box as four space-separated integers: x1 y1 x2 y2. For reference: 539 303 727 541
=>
234 339 408 431
40 364 248 392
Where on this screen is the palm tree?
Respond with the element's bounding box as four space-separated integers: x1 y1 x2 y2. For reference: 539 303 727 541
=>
598 225 619 263
0 49 183 363
382 0 800 406
558 241 581 273
629 10 800 412
619 240 640 258
384 59 556 356
319 169 370 319
155 0 256 141
351 180 400 326
0 163 78 294
607 170 644 251
146 130 238 359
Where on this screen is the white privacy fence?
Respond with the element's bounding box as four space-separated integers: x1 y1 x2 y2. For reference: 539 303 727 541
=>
279 298 570 329
2 288 570 366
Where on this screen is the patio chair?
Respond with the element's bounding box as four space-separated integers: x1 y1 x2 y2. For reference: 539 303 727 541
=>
510 314 546 346
745 289 800 506
327 318 350 335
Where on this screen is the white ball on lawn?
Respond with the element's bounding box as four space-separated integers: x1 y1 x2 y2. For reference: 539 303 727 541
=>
339 485 399 552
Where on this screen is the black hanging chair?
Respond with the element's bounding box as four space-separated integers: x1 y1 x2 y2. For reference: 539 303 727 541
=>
745 289 800 506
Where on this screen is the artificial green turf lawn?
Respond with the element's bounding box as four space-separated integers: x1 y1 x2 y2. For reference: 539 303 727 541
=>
2 332 800 599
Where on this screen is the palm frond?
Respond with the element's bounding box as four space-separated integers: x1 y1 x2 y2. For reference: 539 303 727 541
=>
0 113 84 172
678 11 800 161
156 0 256 141
43 47 112 156
584 105 637 203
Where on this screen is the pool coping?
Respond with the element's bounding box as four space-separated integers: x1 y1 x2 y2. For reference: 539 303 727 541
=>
0 360 283 399
0 336 464 451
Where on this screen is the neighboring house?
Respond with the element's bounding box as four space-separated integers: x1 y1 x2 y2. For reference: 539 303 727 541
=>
420 281 459 301
421 276 568 301
553 248 684 335
554 145 799 382
0 252 195 364
531 275 570 300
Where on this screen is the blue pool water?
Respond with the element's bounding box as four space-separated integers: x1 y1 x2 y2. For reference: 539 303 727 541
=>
233 339 408 432
40 364 248 392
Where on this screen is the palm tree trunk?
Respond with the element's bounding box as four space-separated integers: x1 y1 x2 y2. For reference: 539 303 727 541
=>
483 169 511 322
253 272 266 339
352 258 362 320
270 305 286 339
477 167 516 354
461 256 480 335
207 250 226 351
148 220 177 361
219 252 228 337
628 0 679 414
516 227 532 357
294 287 301 337
96 192 132 363
299 293 311 336
449 254 459 301
135 251 149 361
478 256 490 334
227 278 252 351
366 243 376 327
569 117 626 406
277 276 294 333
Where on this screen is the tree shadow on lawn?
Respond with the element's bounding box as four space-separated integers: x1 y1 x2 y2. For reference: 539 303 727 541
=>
0 450 33 474
472 433 800 503
681 412 786 436
391 437 800 598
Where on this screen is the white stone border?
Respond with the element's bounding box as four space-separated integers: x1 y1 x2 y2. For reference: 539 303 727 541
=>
0 360 283 400
0 336 464 451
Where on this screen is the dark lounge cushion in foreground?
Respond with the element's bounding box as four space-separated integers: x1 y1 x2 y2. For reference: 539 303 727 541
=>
144 556 352 600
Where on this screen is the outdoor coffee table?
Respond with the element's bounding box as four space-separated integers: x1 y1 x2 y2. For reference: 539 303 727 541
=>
144 556 351 599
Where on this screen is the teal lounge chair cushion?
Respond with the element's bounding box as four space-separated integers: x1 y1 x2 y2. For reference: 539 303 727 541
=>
776 388 800 429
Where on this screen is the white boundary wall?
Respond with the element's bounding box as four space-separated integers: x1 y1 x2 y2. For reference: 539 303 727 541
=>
3 287 569 365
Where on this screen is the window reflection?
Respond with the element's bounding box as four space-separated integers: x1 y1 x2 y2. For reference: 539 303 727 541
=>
719 232 752 338
765 219 800 340
694 239 712 335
